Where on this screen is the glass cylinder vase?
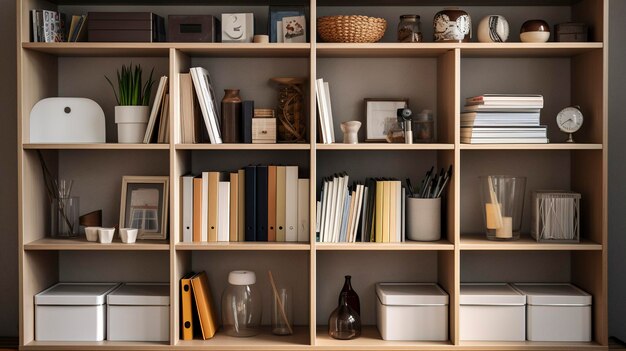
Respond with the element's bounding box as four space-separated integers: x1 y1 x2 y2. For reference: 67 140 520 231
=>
221 270 262 337
271 287 293 336
51 196 79 238
480 175 526 241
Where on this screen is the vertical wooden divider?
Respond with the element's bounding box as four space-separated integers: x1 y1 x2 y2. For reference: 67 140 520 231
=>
309 0 317 345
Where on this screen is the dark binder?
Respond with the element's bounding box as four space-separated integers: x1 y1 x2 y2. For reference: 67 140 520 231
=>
256 165 269 242
244 165 257 241
242 101 254 143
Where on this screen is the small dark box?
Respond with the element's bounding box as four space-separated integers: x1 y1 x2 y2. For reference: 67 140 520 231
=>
555 22 588 42
88 12 165 42
168 15 220 42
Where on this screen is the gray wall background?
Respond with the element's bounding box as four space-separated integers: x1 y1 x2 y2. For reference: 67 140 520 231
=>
0 0 625 340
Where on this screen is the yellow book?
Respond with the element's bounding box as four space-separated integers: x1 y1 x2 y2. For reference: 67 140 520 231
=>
229 173 238 242
375 180 384 243
237 169 245 242
389 181 397 243
382 181 390 243
207 172 219 242
190 272 218 340
180 272 195 340
276 166 287 242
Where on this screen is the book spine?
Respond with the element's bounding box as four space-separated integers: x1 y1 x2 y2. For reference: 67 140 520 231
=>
244 166 257 241
242 100 254 143
256 165 269 242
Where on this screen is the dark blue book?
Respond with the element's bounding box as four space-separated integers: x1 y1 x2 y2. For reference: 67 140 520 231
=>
244 165 257 241
242 101 254 143
256 165 269 242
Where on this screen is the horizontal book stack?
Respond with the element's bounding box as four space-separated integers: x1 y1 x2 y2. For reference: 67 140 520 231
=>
461 94 548 144
181 165 309 243
317 175 405 243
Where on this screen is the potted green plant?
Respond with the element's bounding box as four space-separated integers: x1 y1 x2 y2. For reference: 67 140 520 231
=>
106 64 155 143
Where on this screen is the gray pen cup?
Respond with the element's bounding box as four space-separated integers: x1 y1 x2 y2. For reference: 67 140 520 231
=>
406 197 441 241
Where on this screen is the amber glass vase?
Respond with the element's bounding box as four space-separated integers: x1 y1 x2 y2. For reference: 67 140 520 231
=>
339 275 360 316
221 89 242 143
328 291 361 340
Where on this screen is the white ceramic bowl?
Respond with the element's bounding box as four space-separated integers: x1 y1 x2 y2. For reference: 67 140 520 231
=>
520 31 550 43
119 228 138 244
98 228 115 244
84 227 100 242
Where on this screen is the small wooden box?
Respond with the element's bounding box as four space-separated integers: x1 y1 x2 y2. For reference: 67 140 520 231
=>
168 15 220 42
252 118 277 144
88 12 165 42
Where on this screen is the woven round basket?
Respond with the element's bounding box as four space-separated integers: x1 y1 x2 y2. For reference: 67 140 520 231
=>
317 15 387 43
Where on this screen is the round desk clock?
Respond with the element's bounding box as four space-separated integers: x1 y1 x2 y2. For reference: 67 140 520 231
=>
556 105 584 143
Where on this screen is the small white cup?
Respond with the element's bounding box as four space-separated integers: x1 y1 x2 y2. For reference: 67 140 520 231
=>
119 228 138 244
98 228 115 244
85 227 100 242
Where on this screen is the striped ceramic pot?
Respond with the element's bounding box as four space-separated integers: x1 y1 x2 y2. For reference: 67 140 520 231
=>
477 15 510 43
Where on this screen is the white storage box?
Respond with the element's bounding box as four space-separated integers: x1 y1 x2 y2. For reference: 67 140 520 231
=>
513 283 592 342
375 283 448 341
35 283 120 341
460 283 526 341
107 283 170 341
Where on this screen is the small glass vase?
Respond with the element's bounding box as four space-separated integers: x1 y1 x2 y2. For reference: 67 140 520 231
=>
328 291 361 340
480 175 526 241
51 196 79 238
272 287 293 336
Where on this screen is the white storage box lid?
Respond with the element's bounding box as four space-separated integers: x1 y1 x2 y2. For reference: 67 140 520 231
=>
35 283 120 306
512 283 591 306
376 283 449 306
107 283 170 306
460 283 526 306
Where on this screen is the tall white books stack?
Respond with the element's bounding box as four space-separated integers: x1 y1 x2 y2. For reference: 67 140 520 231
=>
461 94 548 144
315 78 335 144
190 67 222 144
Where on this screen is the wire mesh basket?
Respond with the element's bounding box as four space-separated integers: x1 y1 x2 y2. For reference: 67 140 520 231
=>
531 191 581 243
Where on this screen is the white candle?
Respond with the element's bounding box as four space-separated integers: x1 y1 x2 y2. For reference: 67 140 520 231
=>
485 203 502 229
495 217 513 239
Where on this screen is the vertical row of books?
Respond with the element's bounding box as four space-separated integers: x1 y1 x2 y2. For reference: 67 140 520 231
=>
317 174 405 243
31 10 87 42
143 76 170 144
461 94 548 144
315 78 336 144
181 165 309 243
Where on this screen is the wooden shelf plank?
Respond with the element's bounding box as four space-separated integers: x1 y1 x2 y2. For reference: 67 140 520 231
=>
460 234 602 251
24 340 170 350
317 43 452 58
317 143 454 151
316 240 454 251
23 143 169 150
460 143 602 150
457 340 605 350
315 326 452 350
458 42 603 58
176 327 310 350
24 237 170 251
176 242 311 251
177 43 310 57
176 143 310 150
22 42 171 57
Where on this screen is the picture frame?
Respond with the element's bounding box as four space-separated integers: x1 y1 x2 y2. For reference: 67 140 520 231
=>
269 6 308 43
119 176 169 240
365 98 409 141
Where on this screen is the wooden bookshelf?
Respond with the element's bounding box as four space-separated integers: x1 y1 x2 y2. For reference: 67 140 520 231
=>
17 0 609 349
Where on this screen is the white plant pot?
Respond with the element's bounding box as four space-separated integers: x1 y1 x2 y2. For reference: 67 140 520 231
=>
119 228 138 244
115 106 149 143
85 227 100 242
98 228 115 244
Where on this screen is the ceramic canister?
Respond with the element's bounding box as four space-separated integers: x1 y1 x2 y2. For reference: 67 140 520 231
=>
520 19 551 43
433 8 471 42
477 15 509 43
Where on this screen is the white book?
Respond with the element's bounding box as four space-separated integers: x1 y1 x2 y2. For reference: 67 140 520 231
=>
334 174 349 243
345 190 356 243
190 67 222 144
316 201 321 234
326 175 339 242
217 181 230 242
339 193 351 243
315 79 329 144
396 181 401 243
351 185 364 243
330 175 343 243
144 76 168 143
181 175 194 243
285 166 299 242
324 81 336 143
297 179 310 242
320 180 330 242
201 172 209 242
360 187 369 242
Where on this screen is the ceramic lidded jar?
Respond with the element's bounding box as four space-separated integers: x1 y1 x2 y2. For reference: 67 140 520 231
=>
433 8 472 42
520 20 551 43
477 15 510 42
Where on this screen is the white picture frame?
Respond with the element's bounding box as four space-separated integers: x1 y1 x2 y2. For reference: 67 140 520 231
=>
365 98 408 141
119 176 169 240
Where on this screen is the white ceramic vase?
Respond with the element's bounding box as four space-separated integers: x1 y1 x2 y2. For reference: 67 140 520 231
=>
84 227 100 242
477 15 509 42
341 121 361 144
115 105 149 143
98 228 115 244
119 228 138 244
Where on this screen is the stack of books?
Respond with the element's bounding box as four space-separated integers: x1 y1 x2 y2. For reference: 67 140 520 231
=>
317 175 405 243
461 94 548 144
180 165 309 243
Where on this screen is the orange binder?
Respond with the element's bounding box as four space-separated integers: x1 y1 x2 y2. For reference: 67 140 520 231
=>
193 177 203 243
207 172 219 242
180 272 196 340
268 165 277 241
190 271 218 340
